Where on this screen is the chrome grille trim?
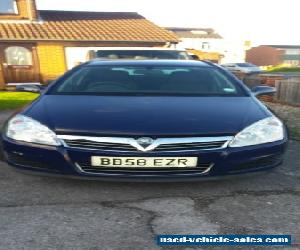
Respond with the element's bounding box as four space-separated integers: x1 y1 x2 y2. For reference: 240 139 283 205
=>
74 163 214 176
58 135 233 152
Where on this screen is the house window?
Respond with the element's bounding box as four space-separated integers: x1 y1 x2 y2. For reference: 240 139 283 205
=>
285 49 300 55
202 42 210 50
5 47 33 65
283 60 300 66
0 0 18 14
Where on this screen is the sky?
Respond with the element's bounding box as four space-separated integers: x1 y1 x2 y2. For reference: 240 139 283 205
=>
37 0 300 45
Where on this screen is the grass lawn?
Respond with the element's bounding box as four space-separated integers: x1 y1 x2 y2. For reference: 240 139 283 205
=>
266 66 300 73
0 92 39 110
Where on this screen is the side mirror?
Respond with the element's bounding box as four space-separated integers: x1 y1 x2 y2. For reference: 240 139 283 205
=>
190 54 200 60
46 80 54 85
252 86 276 97
15 84 42 93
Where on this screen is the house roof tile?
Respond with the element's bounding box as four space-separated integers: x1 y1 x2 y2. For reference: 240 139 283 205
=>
166 27 222 39
0 11 179 43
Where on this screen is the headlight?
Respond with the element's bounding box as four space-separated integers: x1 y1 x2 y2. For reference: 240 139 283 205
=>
5 115 61 146
229 116 284 147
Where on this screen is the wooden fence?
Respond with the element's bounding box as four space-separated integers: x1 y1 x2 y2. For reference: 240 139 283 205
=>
275 78 300 106
238 74 300 105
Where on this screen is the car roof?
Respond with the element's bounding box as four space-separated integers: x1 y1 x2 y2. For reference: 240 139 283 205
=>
85 59 212 67
223 63 254 65
92 47 187 51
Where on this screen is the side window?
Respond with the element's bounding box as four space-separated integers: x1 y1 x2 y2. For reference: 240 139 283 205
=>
5 46 33 65
0 0 18 14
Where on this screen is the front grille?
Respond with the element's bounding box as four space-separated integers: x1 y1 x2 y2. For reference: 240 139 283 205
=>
64 139 136 151
60 135 232 152
154 141 226 151
76 162 213 176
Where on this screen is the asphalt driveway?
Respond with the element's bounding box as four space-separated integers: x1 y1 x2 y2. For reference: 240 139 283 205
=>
0 112 299 250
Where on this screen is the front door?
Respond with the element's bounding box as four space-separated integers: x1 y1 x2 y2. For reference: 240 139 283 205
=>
0 44 40 83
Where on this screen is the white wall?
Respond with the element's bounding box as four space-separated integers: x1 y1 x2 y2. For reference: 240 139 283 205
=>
64 46 172 69
220 40 246 64
175 37 246 63
176 38 224 53
65 43 247 67
65 47 99 70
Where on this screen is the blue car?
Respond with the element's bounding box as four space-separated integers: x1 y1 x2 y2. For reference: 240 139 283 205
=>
1 60 288 181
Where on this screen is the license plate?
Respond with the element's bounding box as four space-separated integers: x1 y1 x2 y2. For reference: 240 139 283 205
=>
91 156 198 168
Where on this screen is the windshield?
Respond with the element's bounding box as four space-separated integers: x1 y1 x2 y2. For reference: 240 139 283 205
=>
50 65 245 96
95 50 190 60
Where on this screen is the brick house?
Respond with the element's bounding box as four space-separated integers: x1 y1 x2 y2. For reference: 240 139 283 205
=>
246 45 300 66
0 0 179 89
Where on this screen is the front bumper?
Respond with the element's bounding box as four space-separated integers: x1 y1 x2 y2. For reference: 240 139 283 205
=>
2 136 288 181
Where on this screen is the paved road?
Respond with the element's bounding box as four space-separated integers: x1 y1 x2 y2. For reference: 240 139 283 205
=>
0 112 300 249
0 110 14 126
